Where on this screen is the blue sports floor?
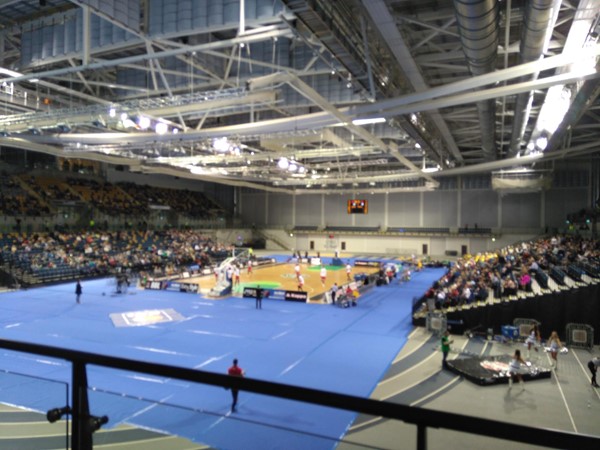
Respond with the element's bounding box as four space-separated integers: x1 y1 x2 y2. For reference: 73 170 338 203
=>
0 264 445 450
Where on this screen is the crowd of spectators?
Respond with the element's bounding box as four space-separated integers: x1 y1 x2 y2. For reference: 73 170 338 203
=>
423 235 600 310
21 175 80 203
67 178 148 216
117 182 222 219
0 229 233 284
0 173 223 221
0 173 51 217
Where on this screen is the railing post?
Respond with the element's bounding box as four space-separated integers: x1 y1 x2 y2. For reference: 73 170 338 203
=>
417 424 427 450
72 361 93 450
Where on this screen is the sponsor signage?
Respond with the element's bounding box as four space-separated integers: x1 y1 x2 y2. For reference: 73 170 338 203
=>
268 289 287 300
243 287 259 298
354 260 381 268
145 280 164 290
165 282 181 292
284 291 308 303
179 283 199 293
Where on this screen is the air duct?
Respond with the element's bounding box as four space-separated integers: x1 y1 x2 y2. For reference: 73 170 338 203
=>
509 0 561 156
453 0 499 161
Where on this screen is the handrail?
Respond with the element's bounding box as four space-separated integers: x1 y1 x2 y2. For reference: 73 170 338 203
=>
0 338 598 450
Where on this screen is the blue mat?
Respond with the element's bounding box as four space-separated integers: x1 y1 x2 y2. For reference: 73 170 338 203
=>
0 267 445 449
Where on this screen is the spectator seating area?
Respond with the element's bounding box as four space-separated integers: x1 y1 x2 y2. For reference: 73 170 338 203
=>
0 172 51 216
0 230 232 286
0 173 224 221
414 235 600 337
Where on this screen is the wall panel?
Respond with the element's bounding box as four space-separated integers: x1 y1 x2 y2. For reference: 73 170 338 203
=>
461 190 498 228
267 193 293 227
544 188 588 228
423 190 458 227
241 192 265 225
388 193 420 227
295 195 321 227
501 193 541 228
324 195 349 227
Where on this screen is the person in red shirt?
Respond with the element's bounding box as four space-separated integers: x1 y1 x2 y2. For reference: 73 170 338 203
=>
227 358 245 412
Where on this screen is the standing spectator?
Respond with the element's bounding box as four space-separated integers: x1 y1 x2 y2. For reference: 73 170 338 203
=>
548 331 562 369
330 283 339 305
227 358 245 413
255 286 263 310
75 280 82 304
441 329 453 368
588 357 599 387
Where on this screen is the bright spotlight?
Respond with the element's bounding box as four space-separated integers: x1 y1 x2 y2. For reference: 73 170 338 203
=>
278 157 289 169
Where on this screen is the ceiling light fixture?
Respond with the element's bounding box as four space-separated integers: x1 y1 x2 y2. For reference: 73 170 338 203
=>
351 117 386 126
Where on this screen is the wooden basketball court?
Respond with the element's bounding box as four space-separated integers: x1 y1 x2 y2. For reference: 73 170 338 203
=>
179 261 380 302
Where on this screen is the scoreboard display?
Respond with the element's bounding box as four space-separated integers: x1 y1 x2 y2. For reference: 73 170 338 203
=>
347 199 368 214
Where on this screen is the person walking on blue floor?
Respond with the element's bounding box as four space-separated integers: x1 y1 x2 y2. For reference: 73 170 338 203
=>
588 356 600 387
227 358 245 412
75 280 82 304
441 329 453 368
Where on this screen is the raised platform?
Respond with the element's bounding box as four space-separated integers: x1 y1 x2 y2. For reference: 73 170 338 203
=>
446 354 552 386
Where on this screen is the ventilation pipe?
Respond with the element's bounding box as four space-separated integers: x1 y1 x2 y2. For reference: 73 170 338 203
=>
509 0 561 156
453 0 499 161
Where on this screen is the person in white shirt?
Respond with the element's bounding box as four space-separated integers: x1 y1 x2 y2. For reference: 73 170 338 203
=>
233 266 240 286
508 349 527 389
320 266 327 286
297 274 305 291
295 263 301 279
346 263 352 281
330 283 339 305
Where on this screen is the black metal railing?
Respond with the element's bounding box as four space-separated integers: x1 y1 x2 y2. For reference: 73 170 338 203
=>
0 338 598 450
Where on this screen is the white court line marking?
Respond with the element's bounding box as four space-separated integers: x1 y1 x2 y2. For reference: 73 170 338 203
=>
571 350 600 401
479 340 488 357
349 415 380 431
380 340 468 397
393 335 433 363
382 339 467 385
546 353 578 433
410 376 461 407
379 351 438 386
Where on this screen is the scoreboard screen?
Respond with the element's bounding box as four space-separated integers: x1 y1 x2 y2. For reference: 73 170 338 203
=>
347 199 368 214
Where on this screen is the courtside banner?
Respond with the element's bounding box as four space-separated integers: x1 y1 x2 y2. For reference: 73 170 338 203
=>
354 260 381 268
145 280 164 290
165 281 181 292
179 283 199 293
285 291 308 302
267 289 287 300
243 287 259 298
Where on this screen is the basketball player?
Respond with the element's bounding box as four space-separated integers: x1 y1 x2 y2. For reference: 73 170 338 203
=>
294 263 301 279
320 265 327 286
298 274 305 291
247 260 253 275
346 262 352 281
233 265 240 286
